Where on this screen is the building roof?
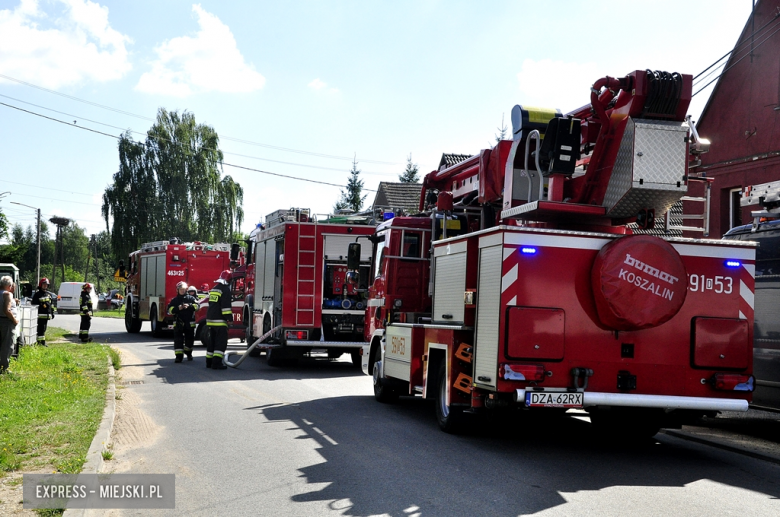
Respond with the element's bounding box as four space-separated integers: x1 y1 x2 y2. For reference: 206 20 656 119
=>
372 182 423 213
438 153 472 171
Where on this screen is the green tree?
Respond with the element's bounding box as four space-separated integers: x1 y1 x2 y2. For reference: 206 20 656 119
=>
0 205 8 240
334 157 366 213
102 109 244 261
399 154 420 183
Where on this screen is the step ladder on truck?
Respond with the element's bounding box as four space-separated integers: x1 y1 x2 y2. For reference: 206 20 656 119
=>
344 69 757 438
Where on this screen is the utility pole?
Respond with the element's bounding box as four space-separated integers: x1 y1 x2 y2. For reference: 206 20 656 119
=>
49 217 70 291
94 235 100 294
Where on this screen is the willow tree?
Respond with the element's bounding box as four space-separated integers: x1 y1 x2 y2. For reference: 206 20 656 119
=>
102 109 244 260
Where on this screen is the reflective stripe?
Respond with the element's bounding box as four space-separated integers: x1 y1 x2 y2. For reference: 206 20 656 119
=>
213 353 224 358
174 350 183 355
221 310 231 315
206 353 213 358
207 320 227 326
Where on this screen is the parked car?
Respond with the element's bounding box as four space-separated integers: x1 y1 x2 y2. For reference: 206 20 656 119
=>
57 282 98 313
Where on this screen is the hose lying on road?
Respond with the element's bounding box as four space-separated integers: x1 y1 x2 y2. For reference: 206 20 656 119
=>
225 325 282 368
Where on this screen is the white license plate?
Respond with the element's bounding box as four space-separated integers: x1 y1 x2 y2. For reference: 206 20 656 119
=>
525 391 583 408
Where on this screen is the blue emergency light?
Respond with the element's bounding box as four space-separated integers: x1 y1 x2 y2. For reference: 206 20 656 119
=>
383 211 394 221
725 260 741 268
520 247 537 255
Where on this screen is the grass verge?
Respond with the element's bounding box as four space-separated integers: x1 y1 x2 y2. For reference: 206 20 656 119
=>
0 335 111 477
92 307 125 319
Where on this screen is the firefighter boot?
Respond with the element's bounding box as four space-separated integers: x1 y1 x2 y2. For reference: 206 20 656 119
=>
211 357 227 370
205 356 213 369
174 353 183 363
185 348 193 361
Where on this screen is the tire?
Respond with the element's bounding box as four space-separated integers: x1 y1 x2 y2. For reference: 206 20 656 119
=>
150 305 163 337
435 362 464 434
200 324 211 347
124 301 141 333
372 345 397 403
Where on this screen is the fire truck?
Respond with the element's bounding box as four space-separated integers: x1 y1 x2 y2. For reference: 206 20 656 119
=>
244 208 375 366
347 70 757 437
123 239 243 336
722 181 780 412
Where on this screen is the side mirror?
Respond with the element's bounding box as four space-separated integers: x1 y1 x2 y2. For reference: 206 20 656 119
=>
347 242 361 271
230 243 240 261
21 283 33 298
118 260 126 278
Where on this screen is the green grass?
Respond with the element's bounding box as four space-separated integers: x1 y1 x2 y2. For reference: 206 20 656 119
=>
44 326 72 342
92 307 125 319
0 341 111 477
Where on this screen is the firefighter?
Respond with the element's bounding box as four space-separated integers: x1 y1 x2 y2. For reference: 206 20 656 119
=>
31 278 54 346
79 283 94 342
167 282 198 363
205 270 232 369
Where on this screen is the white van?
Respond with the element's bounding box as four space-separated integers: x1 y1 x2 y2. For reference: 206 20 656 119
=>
57 282 98 313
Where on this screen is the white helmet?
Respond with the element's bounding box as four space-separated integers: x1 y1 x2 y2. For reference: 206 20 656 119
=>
176 281 188 290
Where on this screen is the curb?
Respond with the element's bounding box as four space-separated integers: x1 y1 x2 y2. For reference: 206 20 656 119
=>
62 355 117 517
661 429 780 466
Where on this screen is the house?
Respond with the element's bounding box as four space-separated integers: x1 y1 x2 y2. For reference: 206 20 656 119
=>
694 0 780 237
372 182 423 215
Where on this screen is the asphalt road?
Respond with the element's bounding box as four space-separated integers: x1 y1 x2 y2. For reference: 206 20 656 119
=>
53 314 780 516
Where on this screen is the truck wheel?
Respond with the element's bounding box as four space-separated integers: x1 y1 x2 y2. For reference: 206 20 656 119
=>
435 362 464 434
150 305 164 337
124 302 141 333
199 324 211 347
372 346 397 403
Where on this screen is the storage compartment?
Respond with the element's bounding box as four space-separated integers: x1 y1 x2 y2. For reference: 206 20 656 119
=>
505 307 565 360
692 317 749 369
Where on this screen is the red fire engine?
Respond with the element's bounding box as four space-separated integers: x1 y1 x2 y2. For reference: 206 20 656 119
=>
348 70 757 437
243 208 375 366
123 239 243 336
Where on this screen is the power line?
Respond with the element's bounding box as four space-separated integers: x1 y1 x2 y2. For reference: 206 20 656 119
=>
0 72 398 165
2 179 95 197
693 10 780 82
0 101 377 192
0 92 396 178
693 22 780 97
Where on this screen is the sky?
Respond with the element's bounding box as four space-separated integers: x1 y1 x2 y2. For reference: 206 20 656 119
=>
0 0 756 242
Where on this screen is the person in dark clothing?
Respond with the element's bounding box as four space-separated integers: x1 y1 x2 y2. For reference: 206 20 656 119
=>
167 282 198 363
206 270 232 370
79 283 94 342
31 278 54 346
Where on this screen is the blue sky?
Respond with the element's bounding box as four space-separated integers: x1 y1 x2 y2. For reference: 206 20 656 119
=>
0 0 754 240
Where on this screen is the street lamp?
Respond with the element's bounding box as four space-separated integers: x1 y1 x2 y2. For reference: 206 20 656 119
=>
10 201 42 286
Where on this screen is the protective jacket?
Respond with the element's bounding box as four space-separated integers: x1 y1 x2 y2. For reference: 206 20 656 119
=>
80 291 93 316
32 289 55 319
167 294 199 324
206 282 232 327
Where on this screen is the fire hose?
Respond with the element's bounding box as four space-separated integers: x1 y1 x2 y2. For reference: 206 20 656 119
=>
224 325 282 368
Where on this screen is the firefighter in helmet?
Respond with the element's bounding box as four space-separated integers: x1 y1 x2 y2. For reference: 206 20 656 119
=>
31 277 54 346
205 270 232 369
167 281 198 363
79 283 94 342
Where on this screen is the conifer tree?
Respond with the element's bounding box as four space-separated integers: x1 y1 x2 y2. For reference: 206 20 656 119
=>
399 154 420 183
334 157 366 212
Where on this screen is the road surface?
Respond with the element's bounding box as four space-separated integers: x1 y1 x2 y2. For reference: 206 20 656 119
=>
52 314 780 516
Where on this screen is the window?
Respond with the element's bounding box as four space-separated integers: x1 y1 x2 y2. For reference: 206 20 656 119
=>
402 233 421 258
729 187 743 230
373 232 387 278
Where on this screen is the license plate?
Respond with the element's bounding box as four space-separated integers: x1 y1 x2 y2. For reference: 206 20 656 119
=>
525 391 583 408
